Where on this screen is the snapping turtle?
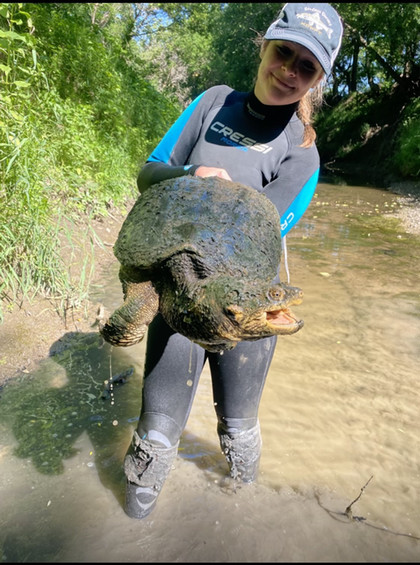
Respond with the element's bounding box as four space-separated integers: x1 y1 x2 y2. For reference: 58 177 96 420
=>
99 176 303 352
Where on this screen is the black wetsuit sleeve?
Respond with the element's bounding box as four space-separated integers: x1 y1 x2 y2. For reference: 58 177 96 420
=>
136 85 320 236
137 89 211 193
137 162 199 193
264 143 320 234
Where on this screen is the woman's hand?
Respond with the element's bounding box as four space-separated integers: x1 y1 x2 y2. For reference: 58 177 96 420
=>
194 166 232 181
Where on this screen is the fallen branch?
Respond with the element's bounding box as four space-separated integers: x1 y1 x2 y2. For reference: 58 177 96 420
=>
345 475 374 520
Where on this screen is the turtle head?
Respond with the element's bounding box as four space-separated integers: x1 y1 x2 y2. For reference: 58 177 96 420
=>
224 282 304 338
159 278 303 352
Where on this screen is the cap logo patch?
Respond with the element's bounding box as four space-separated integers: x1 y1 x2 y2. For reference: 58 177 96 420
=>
296 10 333 39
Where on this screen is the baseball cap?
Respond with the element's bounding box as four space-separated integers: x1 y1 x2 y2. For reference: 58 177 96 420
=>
264 3 343 76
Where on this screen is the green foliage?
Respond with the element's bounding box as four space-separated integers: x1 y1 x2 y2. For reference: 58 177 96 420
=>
393 99 420 178
209 3 281 92
136 3 223 105
315 90 420 183
315 92 378 159
0 2 180 320
331 3 420 95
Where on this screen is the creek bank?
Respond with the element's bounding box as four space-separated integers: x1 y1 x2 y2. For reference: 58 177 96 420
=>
0 204 129 387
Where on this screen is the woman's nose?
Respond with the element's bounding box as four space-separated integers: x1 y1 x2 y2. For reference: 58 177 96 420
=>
281 58 297 75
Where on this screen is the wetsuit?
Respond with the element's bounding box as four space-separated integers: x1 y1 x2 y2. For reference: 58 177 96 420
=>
124 85 320 518
138 85 319 235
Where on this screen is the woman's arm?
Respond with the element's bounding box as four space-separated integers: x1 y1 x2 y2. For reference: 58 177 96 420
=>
137 86 233 193
137 163 232 193
263 143 320 237
137 162 199 193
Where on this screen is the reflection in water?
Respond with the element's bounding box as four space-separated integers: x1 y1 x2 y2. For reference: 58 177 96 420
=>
0 183 419 562
0 332 142 492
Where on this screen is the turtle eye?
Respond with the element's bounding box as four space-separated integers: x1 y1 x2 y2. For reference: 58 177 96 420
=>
267 287 285 302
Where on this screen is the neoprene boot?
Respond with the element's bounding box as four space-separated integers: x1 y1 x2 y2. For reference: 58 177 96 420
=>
124 430 179 519
218 421 262 483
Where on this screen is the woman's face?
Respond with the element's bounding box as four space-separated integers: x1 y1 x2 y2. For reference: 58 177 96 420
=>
254 40 324 106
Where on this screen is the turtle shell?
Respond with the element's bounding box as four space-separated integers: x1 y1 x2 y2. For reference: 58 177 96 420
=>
113 176 282 282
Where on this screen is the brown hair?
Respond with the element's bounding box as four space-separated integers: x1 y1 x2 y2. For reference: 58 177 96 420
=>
297 83 324 148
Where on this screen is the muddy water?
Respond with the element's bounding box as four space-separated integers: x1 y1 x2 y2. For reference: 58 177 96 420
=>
1 182 419 563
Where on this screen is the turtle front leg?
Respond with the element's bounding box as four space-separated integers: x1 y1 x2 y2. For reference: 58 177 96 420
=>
99 279 159 347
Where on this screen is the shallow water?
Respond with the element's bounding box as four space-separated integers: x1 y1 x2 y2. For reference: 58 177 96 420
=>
1 182 420 563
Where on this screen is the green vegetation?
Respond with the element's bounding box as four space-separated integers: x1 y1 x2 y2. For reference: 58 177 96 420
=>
315 90 420 183
0 3 179 320
1 2 419 321
394 98 420 178
315 3 420 183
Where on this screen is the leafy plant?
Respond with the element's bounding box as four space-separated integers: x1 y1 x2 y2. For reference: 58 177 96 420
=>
0 3 179 320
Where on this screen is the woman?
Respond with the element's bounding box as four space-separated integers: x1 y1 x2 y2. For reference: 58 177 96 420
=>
123 3 343 519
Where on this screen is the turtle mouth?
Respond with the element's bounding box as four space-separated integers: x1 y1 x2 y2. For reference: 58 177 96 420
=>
224 300 303 337
265 307 303 330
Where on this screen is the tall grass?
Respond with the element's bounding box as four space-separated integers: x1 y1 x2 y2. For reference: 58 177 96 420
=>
0 89 139 321
0 80 138 321
0 3 179 322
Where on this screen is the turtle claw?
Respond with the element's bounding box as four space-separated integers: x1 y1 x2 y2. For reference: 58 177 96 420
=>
99 316 148 347
99 279 160 347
